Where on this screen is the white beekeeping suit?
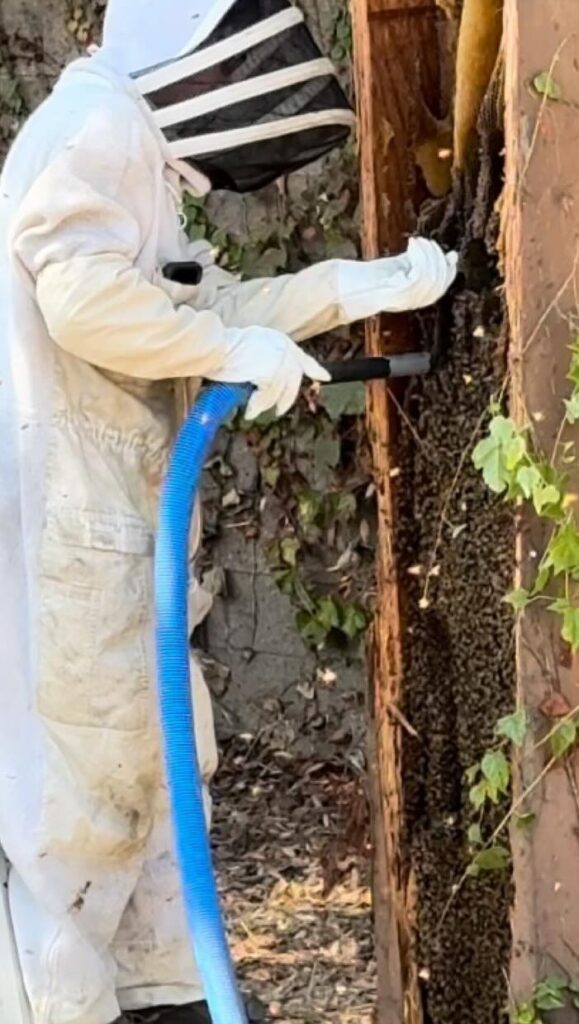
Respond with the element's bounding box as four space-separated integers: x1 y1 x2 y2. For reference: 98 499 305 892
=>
0 1 457 1022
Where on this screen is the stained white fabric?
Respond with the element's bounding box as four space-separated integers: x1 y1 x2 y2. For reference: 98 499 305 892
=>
15 63 328 413
0 24 456 1024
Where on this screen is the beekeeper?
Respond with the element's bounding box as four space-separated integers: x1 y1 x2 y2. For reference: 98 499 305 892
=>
0 1 457 1022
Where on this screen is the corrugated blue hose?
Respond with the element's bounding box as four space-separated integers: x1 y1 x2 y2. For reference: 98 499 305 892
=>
155 382 253 1024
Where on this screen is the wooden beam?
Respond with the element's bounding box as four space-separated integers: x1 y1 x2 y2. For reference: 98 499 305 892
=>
504 1 579 1014
350 1 445 1020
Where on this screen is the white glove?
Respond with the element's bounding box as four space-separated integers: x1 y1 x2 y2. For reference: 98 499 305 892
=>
207 327 330 420
336 238 458 323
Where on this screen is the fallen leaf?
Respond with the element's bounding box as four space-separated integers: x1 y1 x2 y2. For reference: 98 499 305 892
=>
222 487 241 508
540 693 572 718
533 71 562 101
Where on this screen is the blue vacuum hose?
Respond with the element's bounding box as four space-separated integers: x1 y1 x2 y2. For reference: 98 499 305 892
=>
155 382 252 1024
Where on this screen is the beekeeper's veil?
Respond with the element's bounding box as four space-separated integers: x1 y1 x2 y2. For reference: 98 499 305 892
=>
102 0 355 192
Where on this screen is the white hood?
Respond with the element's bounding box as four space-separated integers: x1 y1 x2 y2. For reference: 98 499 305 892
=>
101 0 234 75
100 0 355 193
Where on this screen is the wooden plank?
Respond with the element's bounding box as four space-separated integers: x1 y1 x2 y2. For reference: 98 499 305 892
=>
504 1 579 1015
350 1 445 1020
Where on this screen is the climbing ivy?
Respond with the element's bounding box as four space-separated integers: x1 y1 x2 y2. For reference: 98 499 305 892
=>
464 709 527 875
473 335 579 651
513 975 579 1023
463 335 579 873
244 392 373 650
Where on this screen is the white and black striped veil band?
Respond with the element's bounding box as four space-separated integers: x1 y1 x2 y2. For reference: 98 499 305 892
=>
133 0 356 192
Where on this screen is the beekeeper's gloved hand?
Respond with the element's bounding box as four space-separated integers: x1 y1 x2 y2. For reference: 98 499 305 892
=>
207 327 330 421
337 238 458 322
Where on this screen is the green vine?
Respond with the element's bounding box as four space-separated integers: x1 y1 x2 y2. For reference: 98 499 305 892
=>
330 7 353 63
464 709 528 875
243 394 373 650
473 335 579 649
513 975 579 1023
461 335 579 873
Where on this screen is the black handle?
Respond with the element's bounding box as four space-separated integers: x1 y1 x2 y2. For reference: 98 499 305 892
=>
322 352 431 384
163 261 204 286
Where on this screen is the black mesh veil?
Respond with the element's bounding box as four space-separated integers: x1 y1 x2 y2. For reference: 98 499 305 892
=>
135 0 354 192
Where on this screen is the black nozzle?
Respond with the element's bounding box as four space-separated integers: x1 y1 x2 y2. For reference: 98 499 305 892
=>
323 352 431 384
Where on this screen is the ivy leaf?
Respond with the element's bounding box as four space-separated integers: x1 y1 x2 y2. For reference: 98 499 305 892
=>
533 71 562 101
316 596 341 631
466 764 480 785
296 611 328 647
485 781 501 805
550 718 577 759
312 433 341 490
467 823 483 846
336 492 357 522
469 780 489 810
473 434 507 493
280 537 300 568
503 435 527 472
491 416 527 470
514 1004 539 1024
531 565 551 595
473 417 527 493
341 604 369 640
298 491 323 527
319 381 366 420
495 709 528 747
516 465 542 500
545 522 579 575
472 845 510 872
504 588 530 611
315 433 341 469
515 811 536 831
562 604 579 650
549 598 579 651
262 463 280 489
489 415 518 444
565 393 579 424
536 974 567 991
532 482 561 515
481 749 510 795
534 977 567 1011
568 346 579 386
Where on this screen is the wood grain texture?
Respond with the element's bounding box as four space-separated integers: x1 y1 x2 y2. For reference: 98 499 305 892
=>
504 2 579 1017
351 1 446 1020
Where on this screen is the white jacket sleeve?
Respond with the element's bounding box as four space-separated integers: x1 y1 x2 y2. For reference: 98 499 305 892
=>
193 238 458 343
10 104 239 381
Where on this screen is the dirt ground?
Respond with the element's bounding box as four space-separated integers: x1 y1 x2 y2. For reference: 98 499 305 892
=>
213 736 377 1024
